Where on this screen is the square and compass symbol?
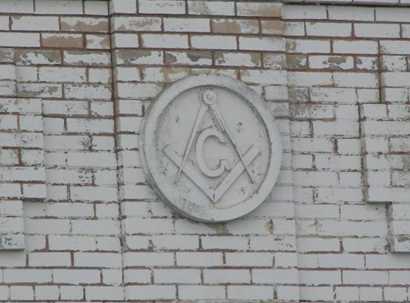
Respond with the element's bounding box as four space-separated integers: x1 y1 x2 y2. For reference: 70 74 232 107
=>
163 89 261 204
140 75 281 222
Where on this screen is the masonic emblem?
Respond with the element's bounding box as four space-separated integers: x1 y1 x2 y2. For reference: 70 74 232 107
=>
140 75 282 222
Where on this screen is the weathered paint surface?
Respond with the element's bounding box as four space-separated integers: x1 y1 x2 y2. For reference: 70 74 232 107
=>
0 0 408 302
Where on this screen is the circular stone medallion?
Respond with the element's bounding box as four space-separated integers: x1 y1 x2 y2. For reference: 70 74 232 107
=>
140 75 282 222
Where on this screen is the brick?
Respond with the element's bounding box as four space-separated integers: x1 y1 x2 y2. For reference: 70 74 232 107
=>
306 22 352 37
36 202 93 218
239 37 284 51
356 56 378 71
191 35 237 50
298 237 341 252
0 16 8 30
225 252 274 267
154 269 201 283
179 286 225 300
355 23 400 38
215 52 261 67
61 17 108 33
164 17 210 32
228 286 273 300
289 71 333 86
382 55 407 71
39 67 86 82
75 252 121 267
318 221 386 237
86 286 123 301
383 72 410 87
115 50 163 65
43 101 88 116
403 24 410 38
0 48 14 63
204 269 250 284
381 41 410 55
309 55 354 70
29 252 71 267
71 219 119 235
177 252 223 266
152 235 199 250
0 32 40 47
300 286 333 301
35 0 83 14
17 82 60 100
64 51 110 66
89 68 111 83
4 269 51 283
0 1 33 13
60 286 83 300
343 270 388 285
112 16 162 32
287 39 331 53
262 20 285 35
384 287 408 301
41 33 83 48
0 286 7 300
328 6 374 21
376 7 410 22
236 2 281 17
201 236 248 250
333 40 378 54
283 5 327 19
0 133 43 148
188 1 235 16
141 34 188 49
113 33 139 48
53 269 100 284
116 82 161 99
334 72 378 88
16 49 61 65
64 84 111 100
35 286 59 300
10 286 33 300
126 285 176 300
67 152 115 167
85 1 108 15
85 35 110 49
366 255 410 269
285 21 305 36
212 19 259 34
264 85 288 100
110 0 136 14
336 286 360 301
124 218 174 234
251 235 296 251
124 269 151 283
164 50 212 66
299 269 341 284
298 205 340 219
124 252 174 266
390 271 410 284
139 0 185 15
12 16 59 31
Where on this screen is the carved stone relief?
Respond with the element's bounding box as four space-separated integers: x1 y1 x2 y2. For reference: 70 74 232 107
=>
140 75 282 222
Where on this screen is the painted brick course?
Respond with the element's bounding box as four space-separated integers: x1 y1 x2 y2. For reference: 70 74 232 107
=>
0 0 408 302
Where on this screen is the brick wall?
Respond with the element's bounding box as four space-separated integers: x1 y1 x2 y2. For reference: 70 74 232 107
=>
0 0 408 302
284 3 410 301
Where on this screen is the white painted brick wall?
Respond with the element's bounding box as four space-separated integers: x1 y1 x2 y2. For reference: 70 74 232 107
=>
0 1 408 303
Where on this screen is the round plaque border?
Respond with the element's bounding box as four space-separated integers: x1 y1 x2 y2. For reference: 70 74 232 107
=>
139 75 282 223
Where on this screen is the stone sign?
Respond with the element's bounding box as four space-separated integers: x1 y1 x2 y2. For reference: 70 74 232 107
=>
140 75 282 222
